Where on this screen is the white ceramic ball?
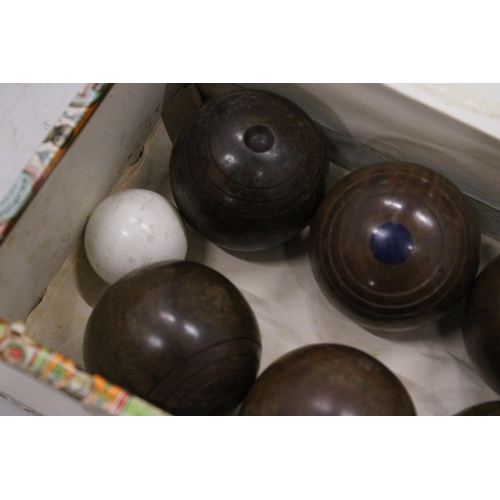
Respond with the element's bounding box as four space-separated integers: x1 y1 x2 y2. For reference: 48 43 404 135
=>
84 189 188 284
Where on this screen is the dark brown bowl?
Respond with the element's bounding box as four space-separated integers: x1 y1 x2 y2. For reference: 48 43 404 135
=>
169 89 328 251
462 255 500 395
84 260 261 415
240 343 416 416
455 401 500 416
309 162 481 333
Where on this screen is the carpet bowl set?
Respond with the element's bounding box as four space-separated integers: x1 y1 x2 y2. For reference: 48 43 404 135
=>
82 89 496 416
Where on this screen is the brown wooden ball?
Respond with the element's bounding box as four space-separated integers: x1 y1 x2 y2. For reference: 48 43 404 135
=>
455 401 500 416
169 89 328 251
240 344 416 416
84 260 261 415
462 255 500 394
309 161 481 333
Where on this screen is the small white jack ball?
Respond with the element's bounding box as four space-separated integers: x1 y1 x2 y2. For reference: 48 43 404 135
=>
84 189 188 284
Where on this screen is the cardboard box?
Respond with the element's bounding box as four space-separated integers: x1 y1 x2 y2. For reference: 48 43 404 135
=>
1 83 499 415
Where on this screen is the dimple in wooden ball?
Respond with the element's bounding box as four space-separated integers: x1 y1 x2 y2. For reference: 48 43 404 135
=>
169 89 328 251
309 161 481 333
84 189 188 284
462 255 500 395
84 260 261 415
240 344 416 416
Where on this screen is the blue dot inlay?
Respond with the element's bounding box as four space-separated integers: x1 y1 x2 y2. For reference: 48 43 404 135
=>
370 222 413 265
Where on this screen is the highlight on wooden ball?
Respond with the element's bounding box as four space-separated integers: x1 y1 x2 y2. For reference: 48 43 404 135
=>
309 161 481 333
169 88 328 252
83 260 262 416
240 343 416 416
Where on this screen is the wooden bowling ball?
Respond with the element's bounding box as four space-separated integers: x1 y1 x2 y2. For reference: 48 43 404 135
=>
84 260 261 415
455 401 500 416
240 344 416 416
309 161 481 333
169 89 328 251
462 255 500 394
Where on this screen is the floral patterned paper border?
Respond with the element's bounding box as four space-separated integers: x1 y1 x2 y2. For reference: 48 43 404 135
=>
0 84 112 245
0 319 169 416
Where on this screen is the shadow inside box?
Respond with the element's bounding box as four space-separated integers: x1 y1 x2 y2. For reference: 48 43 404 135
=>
215 226 311 265
75 244 109 309
361 298 467 342
184 225 210 263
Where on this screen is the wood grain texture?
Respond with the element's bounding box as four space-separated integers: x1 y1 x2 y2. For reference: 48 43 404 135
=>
240 344 416 416
169 89 328 251
309 162 481 332
84 260 261 415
